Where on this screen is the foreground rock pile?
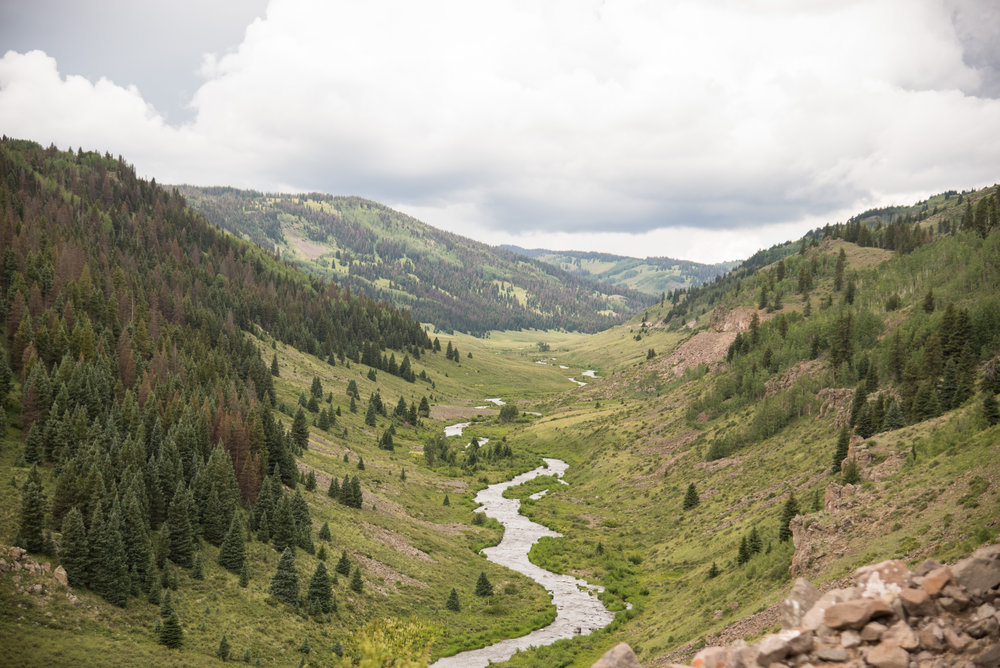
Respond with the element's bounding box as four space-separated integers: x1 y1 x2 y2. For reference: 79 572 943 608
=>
594 543 1000 667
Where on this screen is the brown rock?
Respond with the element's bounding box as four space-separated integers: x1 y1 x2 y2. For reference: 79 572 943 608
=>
973 643 1000 667
8 546 27 561
967 616 1000 640
861 621 889 642
916 559 943 577
883 621 919 650
53 565 68 586
941 585 972 612
944 626 970 652
815 647 849 662
802 589 856 631
922 567 953 597
900 587 936 617
824 598 891 630
756 630 813 665
866 642 910 668
918 622 946 652
782 578 822 629
592 643 642 668
855 560 911 597
690 646 729 668
840 630 862 648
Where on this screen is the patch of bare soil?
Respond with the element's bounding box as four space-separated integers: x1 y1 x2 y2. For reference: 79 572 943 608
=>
285 228 329 260
655 331 737 378
429 405 498 421
364 524 434 562
709 306 771 333
351 552 427 594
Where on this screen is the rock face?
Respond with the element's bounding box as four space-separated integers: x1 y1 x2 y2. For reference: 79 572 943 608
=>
596 544 1000 668
591 643 642 668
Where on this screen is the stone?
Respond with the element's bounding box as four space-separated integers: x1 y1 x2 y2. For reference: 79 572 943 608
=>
840 630 862 648
592 643 643 668
53 566 68 586
782 578 823 629
941 585 972 612
976 603 998 620
966 616 999 640
824 598 891 630
756 629 813 665
855 560 911 598
922 567 953 597
918 622 946 652
8 546 27 561
861 621 889 642
973 643 1000 667
883 621 919 650
972 544 1000 561
953 555 1000 594
815 647 849 662
944 626 970 652
916 559 944 577
690 646 729 668
802 589 856 631
866 642 910 668
900 587 935 617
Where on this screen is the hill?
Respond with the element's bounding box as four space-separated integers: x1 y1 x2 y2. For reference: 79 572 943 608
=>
175 187 657 335
501 246 738 297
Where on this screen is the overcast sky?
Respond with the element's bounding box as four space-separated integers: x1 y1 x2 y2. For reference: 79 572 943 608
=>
2 0 999 263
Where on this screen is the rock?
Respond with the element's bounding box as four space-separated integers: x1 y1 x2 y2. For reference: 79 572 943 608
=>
8 546 27 561
900 588 936 617
883 621 919 650
756 630 813 665
918 622 946 652
690 646 729 668
953 554 1000 594
966 616 999 640
840 630 862 648
825 599 892 630
973 643 1000 667
53 566 68 586
802 589 857 630
916 559 944 577
866 642 910 668
592 643 642 668
944 626 970 652
941 585 972 612
861 621 889 642
922 567 953 597
855 560 911 598
782 578 823 629
972 544 1000 562
815 647 849 662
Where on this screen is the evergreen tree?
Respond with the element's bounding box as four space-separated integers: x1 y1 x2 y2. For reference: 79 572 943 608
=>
327 476 340 499
269 547 299 606
318 522 331 541
737 536 749 565
748 527 762 555
307 561 333 614
305 470 316 492
983 392 1000 426
59 506 89 587
256 510 271 544
159 610 183 648
271 495 296 554
778 493 799 542
166 484 194 567
922 288 935 313
336 550 351 577
292 408 309 451
708 562 720 578
446 587 460 611
834 248 846 292
350 566 363 593
443 494 450 506
832 426 850 473
842 458 862 485
682 483 699 510
310 376 323 399
91 502 130 607
349 476 363 508
270 354 279 377
15 464 47 553
218 514 246 573
475 571 493 597
349 396 357 413
881 400 906 432
365 401 377 427
418 396 430 418
217 634 231 661
239 560 250 588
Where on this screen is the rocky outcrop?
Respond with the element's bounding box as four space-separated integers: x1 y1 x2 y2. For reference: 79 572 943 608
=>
592 544 1000 668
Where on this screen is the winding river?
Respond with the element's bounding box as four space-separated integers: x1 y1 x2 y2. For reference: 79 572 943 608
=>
431 458 614 668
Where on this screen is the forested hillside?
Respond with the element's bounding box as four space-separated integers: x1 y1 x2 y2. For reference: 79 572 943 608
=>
501 246 738 296
177 187 656 334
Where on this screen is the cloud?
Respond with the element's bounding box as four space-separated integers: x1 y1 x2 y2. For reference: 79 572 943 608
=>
2 0 1000 262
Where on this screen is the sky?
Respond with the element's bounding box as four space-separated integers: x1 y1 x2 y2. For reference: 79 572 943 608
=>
1 0 999 263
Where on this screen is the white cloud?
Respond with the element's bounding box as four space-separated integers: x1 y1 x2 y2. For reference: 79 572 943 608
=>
2 0 1000 262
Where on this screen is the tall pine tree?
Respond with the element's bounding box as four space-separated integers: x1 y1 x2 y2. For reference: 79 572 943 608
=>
270 547 299 606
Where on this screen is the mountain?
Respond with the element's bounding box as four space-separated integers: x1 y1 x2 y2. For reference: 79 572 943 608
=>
175 187 657 335
501 245 739 296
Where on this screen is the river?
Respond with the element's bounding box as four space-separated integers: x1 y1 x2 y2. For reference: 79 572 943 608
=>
431 458 614 667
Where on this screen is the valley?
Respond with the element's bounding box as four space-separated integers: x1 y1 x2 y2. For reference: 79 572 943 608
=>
0 140 998 668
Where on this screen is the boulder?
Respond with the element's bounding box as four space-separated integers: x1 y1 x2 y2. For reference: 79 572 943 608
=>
882 621 919 650
866 642 910 668
781 578 822 629
861 621 888 642
815 647 849 662
953 551 1000 594
900 587 936 617
592 643 643 668
53 565 68 586
918 621 945 652
855 559 911 597
755 630 812 666
592 643 642 668
690 646 729 668
973 643 1000 667
921 566 953 597
801 589 856 630
915 559 943 577
824 598 892 630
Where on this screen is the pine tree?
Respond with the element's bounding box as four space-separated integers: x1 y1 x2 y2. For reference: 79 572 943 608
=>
737 535 750 565
166 484 194 567
271 495 296 554
475 571 493 597
217 634 231 661
832 426 850 473
682 483 699 510
192 552 204 580
443 494 450 506
881 400 906 432
350 566 363 593
922 288 935 313
327 476 340 499
318 522 331 541
446 587 460 611
292 408 309 451
270 354 279 377
92 502 130 607
305 470 316 492
778 493 799 542
307 561 333 614
269 547 299 606
15 464 47 553
59 506 90 587
708 562 720 578
239 560 250 587
365 401 377 427
748 527 762 555
842 458 862 485
310 376 323 399
336 550 351 577
159 610 183 648
983 392 1000 426
218 514 246 573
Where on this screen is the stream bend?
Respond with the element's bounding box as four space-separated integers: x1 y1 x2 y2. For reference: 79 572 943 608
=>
431 458 614 667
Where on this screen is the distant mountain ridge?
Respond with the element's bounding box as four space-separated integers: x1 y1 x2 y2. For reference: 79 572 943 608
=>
500 245 739 296
177 187 658 334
